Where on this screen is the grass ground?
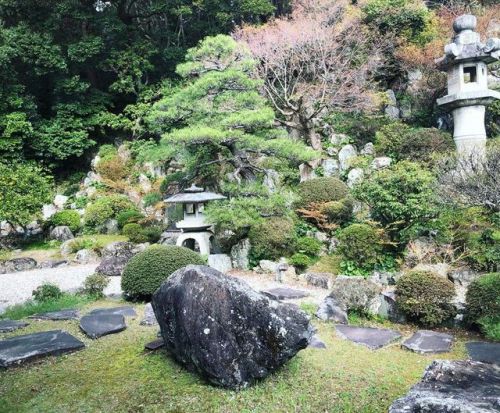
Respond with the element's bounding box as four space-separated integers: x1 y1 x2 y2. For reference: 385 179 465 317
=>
0 299 475 413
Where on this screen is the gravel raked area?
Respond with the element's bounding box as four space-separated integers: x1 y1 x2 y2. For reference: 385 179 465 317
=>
0 264 122 314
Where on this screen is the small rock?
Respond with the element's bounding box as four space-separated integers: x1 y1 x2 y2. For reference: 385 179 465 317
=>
314 232 329 243
326 147 338 157
0 258 37 274
335 325 401 350
208 254 232 273
330 133 349 146
96 241 147 277
347 168 364 188
258 260 278 274
261 287 309 301
329 276 381 314
80 314 127 339
42 204 57 220
74 249 99 264
322 158 339 177
38 260 68 269
29 309 79 321
140 303 158 326
159 230 181 246
309 335 327 349
338 145 357 171
377 290 406 323
230 238 250 270
316 297 348 324
304 273 333 289
371 157 392 170
263 169 280 192
0 319 29 333
413 263 450 279
50 226 74 242
89 306 137 318
104 219 119 235
361 142 375 156
138 174 152 193
299 163 317 182
145 338 165 351
402 330 453 354
53 195 69 210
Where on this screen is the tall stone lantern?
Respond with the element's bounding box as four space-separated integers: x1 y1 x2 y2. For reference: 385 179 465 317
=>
436 14 500 157
164 184 226 256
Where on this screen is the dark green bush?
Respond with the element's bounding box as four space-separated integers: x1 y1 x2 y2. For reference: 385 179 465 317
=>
117 209 144 228
121 245 205 299
289 253 313 271
84 195 136 230
337 223 384 270
82 273 110 298
32 283 63 302
465 229 500 273
143 192 162 208
50 210 81 232
295 237 323 257
123 223 148 243
396 270 456 326
142 225 162 243
296 177 349 209
320 198 353 224
249 217 296 262
465 273 500 332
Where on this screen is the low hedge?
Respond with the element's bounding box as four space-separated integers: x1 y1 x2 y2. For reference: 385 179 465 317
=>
50 210 81 233
296 177 349 208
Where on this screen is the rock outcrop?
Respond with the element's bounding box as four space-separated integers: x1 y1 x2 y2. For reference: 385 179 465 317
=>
95 242 147 276
152 265 314 389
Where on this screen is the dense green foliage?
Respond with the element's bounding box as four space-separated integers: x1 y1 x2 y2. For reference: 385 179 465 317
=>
248 217 296 263
296 177 349 208
465 273 500 340
396 271 456 326
84 195 136 230
121 245 205 299
116 210 145 228
82 273 110 299
50 210 81 233
32 283 63 302
0 162 53 227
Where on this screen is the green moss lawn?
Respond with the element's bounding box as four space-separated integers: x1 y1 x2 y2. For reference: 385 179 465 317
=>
0 300 473 413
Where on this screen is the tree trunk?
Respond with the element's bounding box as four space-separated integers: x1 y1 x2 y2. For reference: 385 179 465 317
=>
225 143 257 182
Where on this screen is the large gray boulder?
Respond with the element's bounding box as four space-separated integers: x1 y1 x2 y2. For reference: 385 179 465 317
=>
329 276 381 314
95 241 147 276
389 360 500 413
152 265 314 389
0 257 37 274
50 226 74 242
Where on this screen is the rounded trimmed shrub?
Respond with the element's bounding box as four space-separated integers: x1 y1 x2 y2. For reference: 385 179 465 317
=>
50 210 81 233
84 195 136 230
121 245 205 299
296 177 349 208
396 270 456 326
248 217 296 262
320 198 353 224
465 272 500 329
337 223 383 269
123 223 148 243
32 283 62 302
117 210 144 228
82 273 110 298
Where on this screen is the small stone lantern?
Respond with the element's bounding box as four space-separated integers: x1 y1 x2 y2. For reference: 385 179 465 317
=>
436 14 500 157
164 185 226 255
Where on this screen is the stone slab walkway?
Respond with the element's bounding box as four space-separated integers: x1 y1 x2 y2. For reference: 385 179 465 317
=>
402 330 453 354
466 342 500 365
335 325 402 350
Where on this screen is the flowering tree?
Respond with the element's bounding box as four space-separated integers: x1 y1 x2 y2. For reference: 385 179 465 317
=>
235 0 384 149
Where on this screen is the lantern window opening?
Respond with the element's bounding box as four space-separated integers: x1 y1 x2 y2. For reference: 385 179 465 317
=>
185 203 195 215
463 66 477 83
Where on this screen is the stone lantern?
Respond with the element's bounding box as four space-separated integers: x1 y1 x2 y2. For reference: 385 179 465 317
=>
164 184 226 255
436 14 500 157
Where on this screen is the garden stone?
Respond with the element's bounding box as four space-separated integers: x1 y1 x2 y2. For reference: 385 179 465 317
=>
29 309 79 321
347 168 364 188
0 319 29 333
138 174 152 192
371 156 392 170
152 265 314 389
361 142 374 156
89 306 137 318
326 146 338 157
299 162 316 182
0 221 13 237
74 249 99 264
38 260 68 269
42 204 57 220
80 314 126 339
316 297 348 324
258 260 278 273
402 330 453 354
377 290 406 323
145 338 165 351
385 105 400 119
314 231 328 243
104 219 119 235
261 287 309 300
449 267 480 286
26 221 42 236
329 276 381 314
0 257 37 274
304 272 333 289
413 263 451 279
328 237 340 253
0 330 84 367
335 325 401 349
466 342 500 365
159 230 181 246
208 254 232 273
96 241 147 277
330 133 349 146
338 144 357 171
230 238 250 270
140 303 158 326
263 169 280 192
389 360 500 413
53 194 68 210
50 226 74 242
322 158 339 177
309 335 327 349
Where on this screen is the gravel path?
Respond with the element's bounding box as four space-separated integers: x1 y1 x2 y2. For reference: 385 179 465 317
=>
0 264 122 314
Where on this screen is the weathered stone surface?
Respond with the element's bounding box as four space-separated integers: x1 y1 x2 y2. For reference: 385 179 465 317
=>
335 325 401 349
0 319 29 333
377 290 406 323
402 330 454 354
0 258 37 274
140 303 158 326
53 194 69 210
263 169 280 192
230 238 250 270
329 276 381 314
80 314 126 339
258 259 278 273
330 133 349 146
413 263 450 279
42 204 57 220
371 156 392 170
466 342 500 365
104 219 119 235
309 335 327 349
0 330 84 367
152 265 314 389
316 297 348 324
338 144 357 171
145 338 165 351
361 142 375 156
261 287 309 301
389 360 500 413
50 226 74 242
208 254 232 273
38 260 68 269
322 158 339 177
74 249 99 264
347 168 364 188
95 242 147 276
89 306 137 318
29 309 79 321
299 162 316 182
304 272 333 289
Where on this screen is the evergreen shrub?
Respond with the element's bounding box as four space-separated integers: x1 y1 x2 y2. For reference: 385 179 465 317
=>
50 210 81 232
296 177 349 208
82 273 110 298
32 283 63 302
248 217 296 262
123 223 148 243
117 210 144 228
337 223 383 270
84 195 136 230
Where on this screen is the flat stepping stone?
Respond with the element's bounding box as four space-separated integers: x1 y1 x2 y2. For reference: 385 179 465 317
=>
29 309 79 321
145 338 164 351
466 342 500 365
0 319 29 333
335 325 401 350
88 306 137 317
0 330 84 368
80 314 126 339
308 335 327 349
402 330 453 354
261 287 309 300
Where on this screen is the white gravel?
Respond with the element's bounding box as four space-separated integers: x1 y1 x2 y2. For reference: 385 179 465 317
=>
0 264 122 314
